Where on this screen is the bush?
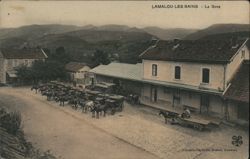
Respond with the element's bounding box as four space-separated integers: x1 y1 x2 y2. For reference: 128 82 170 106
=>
0 109 22 135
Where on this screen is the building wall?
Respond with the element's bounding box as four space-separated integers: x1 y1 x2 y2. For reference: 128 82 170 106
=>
227 101 249 123
143 60 225 91
0 58 42 83
74 66 90 79
226 45 249 83
227 101 238 121
140 83 225 117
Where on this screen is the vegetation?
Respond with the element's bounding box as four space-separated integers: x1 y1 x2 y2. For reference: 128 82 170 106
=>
0 109 21 135
91 49 111 66
16 46 70 84
0 108 56 159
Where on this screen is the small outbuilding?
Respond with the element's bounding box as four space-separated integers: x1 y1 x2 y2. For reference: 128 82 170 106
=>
65 62 91 84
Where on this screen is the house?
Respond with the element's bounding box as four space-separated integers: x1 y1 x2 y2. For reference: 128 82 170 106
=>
0 48 47 84
88 62 143 95
223 60 249 125
65 62 91 84
139 38 249 121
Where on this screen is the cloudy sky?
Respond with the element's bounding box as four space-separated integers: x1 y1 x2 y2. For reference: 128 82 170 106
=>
0 1 249 29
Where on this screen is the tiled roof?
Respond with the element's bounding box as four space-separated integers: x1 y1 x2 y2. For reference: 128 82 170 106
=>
89 62 142 81
0 48 47 59
65 62 89 72
223 60 249 103
140 38 248 64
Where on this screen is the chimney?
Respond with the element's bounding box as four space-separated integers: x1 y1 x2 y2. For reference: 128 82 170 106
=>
231 36 238 48
173 38 180 45
172 38 180 50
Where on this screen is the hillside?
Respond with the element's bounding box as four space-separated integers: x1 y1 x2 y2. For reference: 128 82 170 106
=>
143 27 197 40
184 24 249 40
199 31 250 40
0 24 84 40
0 24 157 64
1 23 249 64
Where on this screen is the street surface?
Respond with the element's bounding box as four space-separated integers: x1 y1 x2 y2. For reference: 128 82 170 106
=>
0 87 248 159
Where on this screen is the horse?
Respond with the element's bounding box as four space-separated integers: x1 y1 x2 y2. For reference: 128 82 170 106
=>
78 99 88 113
59 94 68 106
31 85 39 94
159 111 178 124
85 101 95 111
90 104 103 119
71 97 79 110
127 94 139 105
85 101 102 118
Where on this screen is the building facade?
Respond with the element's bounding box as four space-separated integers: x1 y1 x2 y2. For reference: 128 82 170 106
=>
88 38 249 125
65 62 91 84
0 48 47 84
139 38 249 121
223 60 249 125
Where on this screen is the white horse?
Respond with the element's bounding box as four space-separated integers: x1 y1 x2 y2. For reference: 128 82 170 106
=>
85 100 94 112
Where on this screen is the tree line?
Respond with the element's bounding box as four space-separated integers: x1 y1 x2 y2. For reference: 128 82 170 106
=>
16 46 111 84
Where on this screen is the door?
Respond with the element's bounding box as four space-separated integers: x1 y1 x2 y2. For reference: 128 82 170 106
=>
151 86 157 102
173 89 181 107
200 95 210 113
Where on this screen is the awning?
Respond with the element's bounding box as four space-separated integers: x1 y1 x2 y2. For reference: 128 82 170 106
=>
7 71 18 78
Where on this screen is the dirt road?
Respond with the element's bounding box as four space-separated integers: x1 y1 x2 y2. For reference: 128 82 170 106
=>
0 87 158 159
0 87 248 159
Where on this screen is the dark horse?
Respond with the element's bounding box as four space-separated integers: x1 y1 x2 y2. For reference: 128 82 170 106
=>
159 111 179 124
31 85 39 94
90 103 108 119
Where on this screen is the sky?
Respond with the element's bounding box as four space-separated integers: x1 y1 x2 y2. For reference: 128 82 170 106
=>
0 1 249 29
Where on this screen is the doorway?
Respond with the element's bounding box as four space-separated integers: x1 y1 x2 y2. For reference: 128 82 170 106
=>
173 89 181 107
200 95 210 113
151 86 157 102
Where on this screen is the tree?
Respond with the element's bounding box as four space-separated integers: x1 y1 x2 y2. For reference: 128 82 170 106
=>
92 49 110 65
50 46 71 64
15 65 33 84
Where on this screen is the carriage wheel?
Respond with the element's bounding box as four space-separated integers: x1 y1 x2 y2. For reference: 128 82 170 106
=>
111 109 115 115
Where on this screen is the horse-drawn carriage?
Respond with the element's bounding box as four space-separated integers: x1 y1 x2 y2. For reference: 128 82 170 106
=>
31 81 125 119
159 110 212 131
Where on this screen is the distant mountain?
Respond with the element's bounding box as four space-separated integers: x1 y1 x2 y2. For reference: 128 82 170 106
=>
143 27 197 40
64 29 153 42
0 24 84 40
184 24 250 40
0 24 156 64
199 31 250 41
0 24 154 45
2 23 248 64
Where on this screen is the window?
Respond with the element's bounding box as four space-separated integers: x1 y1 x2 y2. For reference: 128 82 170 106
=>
202 68 210 84
241 50 245 59
152 64 157 76
174 66 181 79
